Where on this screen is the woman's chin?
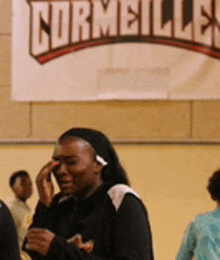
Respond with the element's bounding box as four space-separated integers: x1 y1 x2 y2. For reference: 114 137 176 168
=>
60 186 74 196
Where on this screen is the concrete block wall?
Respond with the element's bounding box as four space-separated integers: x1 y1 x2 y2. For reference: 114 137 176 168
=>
1 0 220 142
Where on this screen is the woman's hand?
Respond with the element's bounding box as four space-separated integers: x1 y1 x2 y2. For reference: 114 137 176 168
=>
36 160 60 207
25 228 55 256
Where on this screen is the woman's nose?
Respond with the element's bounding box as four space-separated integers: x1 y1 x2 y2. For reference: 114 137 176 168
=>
54 162 68 175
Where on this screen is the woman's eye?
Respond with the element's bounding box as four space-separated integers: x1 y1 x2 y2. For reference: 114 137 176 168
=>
54 166 59 171
66 160 77 165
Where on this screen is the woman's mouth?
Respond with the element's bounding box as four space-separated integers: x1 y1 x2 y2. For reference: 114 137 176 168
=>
60 182 72 187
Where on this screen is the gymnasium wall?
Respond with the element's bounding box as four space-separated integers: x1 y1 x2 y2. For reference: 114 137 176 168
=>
0 143 220 260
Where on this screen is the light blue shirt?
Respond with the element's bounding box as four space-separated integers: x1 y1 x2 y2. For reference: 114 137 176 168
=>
176 208 220 260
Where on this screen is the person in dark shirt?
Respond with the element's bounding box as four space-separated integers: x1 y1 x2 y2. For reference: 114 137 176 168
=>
24 127 154 260
0 200 21 260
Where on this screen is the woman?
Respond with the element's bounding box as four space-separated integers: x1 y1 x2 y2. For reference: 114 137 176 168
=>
24 128 154 260
0 200 21 260
176 168 220 259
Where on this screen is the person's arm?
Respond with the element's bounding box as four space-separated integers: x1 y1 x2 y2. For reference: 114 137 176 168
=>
22 200 57 259
26 193 154 260
28 201 55 229
113 193 154 260
0 200 21 260
176 222 196 260
23 159 61 260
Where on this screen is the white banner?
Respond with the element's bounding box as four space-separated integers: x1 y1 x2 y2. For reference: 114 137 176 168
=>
12 0 220 101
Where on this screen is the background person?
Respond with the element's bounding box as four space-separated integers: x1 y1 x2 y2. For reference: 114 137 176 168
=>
24 127 154 260
9 170 33 260
176 168 220 259
0 199 21 260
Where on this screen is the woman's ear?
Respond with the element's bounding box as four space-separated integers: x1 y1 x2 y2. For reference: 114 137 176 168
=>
94 161 103 174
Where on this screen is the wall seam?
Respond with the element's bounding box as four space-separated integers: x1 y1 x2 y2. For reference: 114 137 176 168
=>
27 102 33 137
189 100 193 138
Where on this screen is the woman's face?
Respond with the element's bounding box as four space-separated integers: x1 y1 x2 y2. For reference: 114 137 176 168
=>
52 137 103 199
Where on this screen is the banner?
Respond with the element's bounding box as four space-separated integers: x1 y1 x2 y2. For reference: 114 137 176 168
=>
12 0 220 101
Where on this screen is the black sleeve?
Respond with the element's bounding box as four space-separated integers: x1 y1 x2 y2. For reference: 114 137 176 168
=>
29 201 55 229
27 193 63 230
47 194 154 260
113 194 154 260
23 201 56 260
0 200 21 260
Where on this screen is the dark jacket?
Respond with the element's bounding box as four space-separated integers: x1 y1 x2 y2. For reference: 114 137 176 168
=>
25 184 154 260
